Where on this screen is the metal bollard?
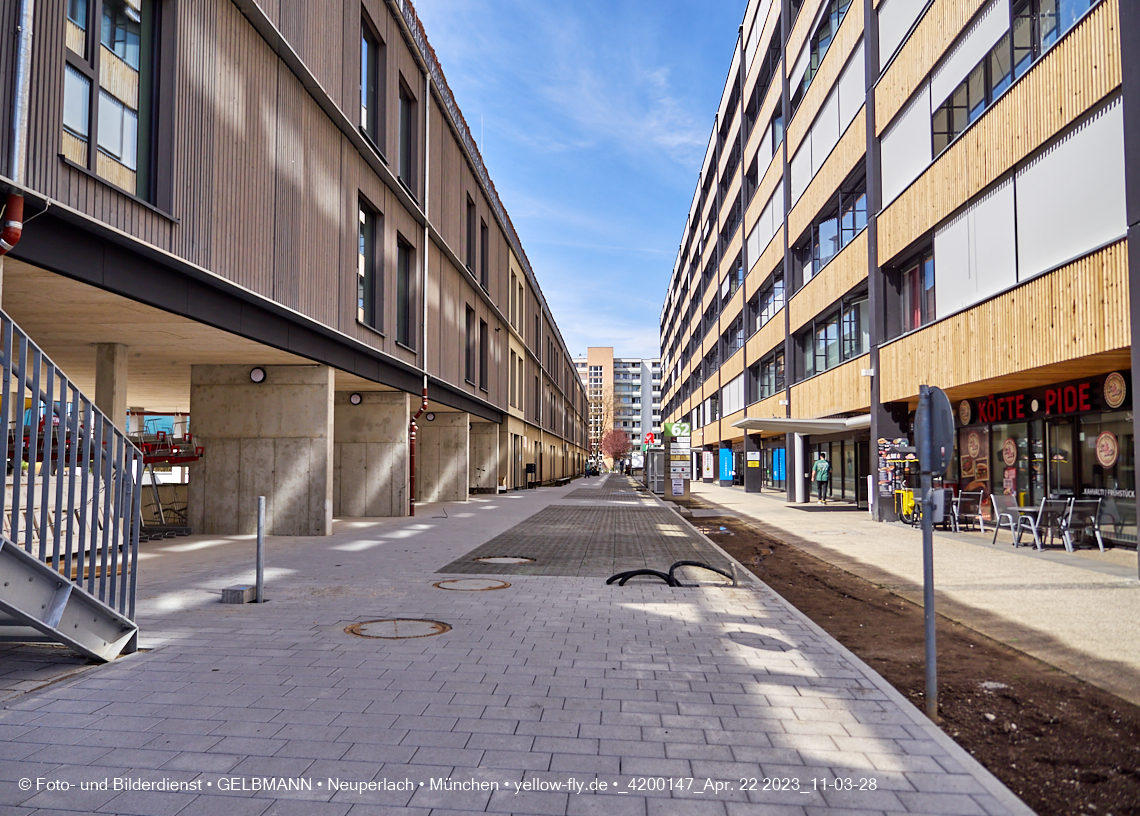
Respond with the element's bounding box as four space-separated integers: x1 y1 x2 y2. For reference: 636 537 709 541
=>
256 496 265 603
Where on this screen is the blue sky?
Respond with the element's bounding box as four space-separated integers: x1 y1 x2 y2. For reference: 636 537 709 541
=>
414 0 747 359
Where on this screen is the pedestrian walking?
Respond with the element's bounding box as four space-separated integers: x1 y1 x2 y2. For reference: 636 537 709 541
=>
809 452 831 504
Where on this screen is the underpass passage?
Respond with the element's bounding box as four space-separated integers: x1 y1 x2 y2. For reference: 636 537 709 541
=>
438 505 734 578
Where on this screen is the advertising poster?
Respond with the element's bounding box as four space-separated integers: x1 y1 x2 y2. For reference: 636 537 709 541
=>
702 451 714 480
719 449 733 481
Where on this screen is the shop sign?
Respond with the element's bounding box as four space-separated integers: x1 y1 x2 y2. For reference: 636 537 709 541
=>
746 451 760 468
1095 431 1120 469
958 371 1131 425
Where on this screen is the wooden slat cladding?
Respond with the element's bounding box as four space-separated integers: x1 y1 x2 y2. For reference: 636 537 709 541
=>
878 241 1130 404
791 354 871 416
745 311 785 366
789 230 868 334
787 0 863 158
875 0 985 134
751 393 786 425
789 109 866 242
747 225 785 291
877 0 1121 265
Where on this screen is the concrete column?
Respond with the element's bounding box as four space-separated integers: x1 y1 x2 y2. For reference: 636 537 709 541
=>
793 433 807 503
188 364 334 536
469 421 499 494
94 343 128 427
416 412 468 502
333 391 408 517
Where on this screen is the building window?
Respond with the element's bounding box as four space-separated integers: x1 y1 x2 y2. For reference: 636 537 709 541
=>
795 288 869 381
479 319 489 391
63 0 156 200
791 173 866 289
465 306 476 384
509 350 517 407
397 237 414 347
360 17 384 148
791 0 853 114
479 219 489 290
357 201 380 329
466 196 476 272
399 83 415 188
771 105 784 152
901 250 936 333
747 268 785 335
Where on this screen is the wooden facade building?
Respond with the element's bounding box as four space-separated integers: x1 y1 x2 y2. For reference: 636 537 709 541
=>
659 0 1139 545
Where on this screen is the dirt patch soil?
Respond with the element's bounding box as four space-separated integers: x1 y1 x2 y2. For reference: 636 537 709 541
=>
684 504 1140 816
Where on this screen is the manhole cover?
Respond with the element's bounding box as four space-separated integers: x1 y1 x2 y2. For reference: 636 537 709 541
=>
434 578 511 591
474 556 535 564
344 619 451 639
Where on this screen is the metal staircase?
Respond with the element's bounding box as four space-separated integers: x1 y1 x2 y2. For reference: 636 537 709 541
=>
0 310 143 662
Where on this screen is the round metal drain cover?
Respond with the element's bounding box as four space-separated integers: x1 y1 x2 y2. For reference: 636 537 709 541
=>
434 578 511 591
474 556 535 565
345 619 451 639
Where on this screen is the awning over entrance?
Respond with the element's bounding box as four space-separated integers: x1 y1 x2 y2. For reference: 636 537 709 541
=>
731 414 872 434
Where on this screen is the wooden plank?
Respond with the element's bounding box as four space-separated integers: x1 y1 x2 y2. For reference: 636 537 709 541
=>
788 109 866 242
788 229 869 334
790 354 871 417
878 241 1130 403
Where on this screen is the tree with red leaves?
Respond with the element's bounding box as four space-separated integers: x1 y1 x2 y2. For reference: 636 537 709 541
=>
600 429 632 466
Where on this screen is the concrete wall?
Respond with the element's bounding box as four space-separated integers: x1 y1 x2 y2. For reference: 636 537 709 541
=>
416 412 468 503
469 421 499 493
333 391 408 516
188 365 334 536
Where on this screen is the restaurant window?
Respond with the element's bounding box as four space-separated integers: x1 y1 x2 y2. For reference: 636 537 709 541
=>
63 0 157 200
901 249 936 333
360 16 385 149
396 236 414 347
479 319 489 391
1078 412 1136 543
399 82 415 189
357 201 380 329
464 306 476 384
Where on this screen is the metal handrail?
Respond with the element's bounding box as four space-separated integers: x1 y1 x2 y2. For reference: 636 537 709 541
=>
0 310 143 621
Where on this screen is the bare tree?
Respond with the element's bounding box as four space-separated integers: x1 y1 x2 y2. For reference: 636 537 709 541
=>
587 391 613 466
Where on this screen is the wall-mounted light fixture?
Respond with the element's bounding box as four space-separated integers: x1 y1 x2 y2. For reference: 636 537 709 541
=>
249 367 266 383
425 412 436 421
349 393 363 405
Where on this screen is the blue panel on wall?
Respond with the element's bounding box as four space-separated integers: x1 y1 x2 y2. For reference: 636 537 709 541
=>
719 449 733 481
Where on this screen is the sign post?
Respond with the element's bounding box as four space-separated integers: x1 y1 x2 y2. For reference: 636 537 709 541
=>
663 421 691 499
915 385 954 722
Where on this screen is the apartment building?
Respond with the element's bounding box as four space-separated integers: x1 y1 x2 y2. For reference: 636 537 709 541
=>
0 0 588 535
574 347 662 467
660 0 1137 545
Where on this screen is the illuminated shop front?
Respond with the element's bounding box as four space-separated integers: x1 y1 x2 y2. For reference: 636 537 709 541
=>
953 371 1134 546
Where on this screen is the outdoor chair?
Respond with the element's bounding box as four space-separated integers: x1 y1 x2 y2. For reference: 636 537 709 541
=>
952 490 986 533
1014 498 1070 550
1061 498 1105 552
989 494 1020 545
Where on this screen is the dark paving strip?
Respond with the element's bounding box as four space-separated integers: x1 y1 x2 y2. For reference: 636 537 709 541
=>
563 488 649 502
438 505 734 577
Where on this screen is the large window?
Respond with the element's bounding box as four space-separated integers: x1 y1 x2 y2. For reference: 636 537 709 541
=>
399 83 415 188
901 249 936 333
466 196 476 272
933 0 1099 157
795 288 869 381
479 319 489 390
397 237 414 347
360 17 384 148
748 347 786 403
63 0 155 199
791 0 853 114
357 201 380 329
747 268 785 335
479 219 489 290
465 306 476 384
791 175 866 289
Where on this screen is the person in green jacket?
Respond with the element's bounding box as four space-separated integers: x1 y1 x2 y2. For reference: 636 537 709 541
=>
810 452 831 504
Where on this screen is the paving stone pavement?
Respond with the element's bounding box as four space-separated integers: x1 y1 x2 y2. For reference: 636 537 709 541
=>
0 476 1034 815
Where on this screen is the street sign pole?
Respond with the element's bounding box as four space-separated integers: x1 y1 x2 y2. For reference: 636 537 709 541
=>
914 384 953 722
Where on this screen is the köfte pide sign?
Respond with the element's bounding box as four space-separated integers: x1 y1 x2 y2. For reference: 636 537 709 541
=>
956 371 1130 426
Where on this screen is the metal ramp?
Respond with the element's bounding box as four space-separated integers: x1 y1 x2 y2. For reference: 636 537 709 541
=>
0 309 143 663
